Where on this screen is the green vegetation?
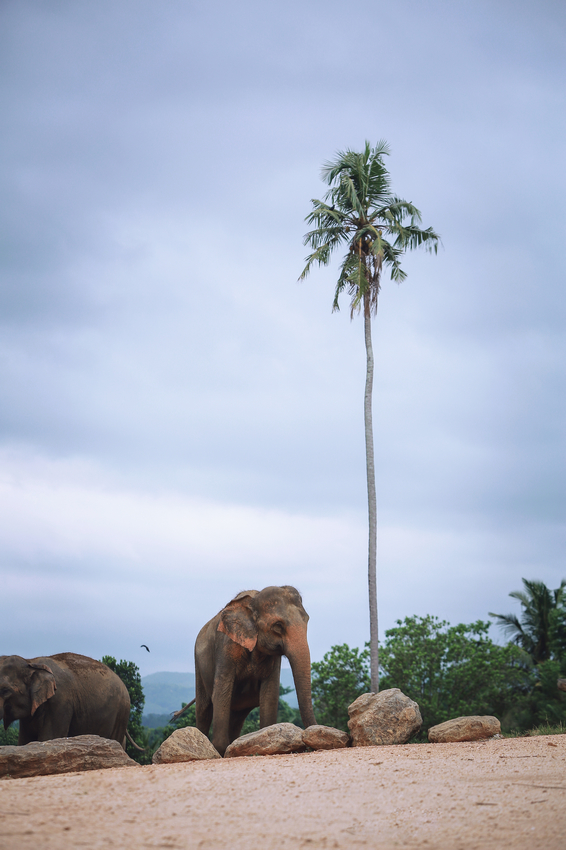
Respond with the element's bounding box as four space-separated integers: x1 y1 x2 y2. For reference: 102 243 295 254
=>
489 578 566 663
0 723 19 745
311 644 371 731
309 579 566 740
101 656 152 764
489 580 566 732
380 616 529 737
300 141 439 692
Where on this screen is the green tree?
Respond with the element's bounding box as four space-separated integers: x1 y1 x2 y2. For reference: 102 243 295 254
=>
379 615 529 734
300 141 439 691
489 580 566 731
549 600 566 667
0 724 19 745
101 656 150 764
311 644 371 732
489 579 566 664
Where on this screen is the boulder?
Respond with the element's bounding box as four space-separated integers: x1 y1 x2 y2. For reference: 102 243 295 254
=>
302 725 350 750
152 727 221 764
224 723 306 758
0 735 138 779
348 689 422 746
557 678 566 693
428 715 500 743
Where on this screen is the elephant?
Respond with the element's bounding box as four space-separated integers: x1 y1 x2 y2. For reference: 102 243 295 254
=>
0 652 131 747
194 585 316 756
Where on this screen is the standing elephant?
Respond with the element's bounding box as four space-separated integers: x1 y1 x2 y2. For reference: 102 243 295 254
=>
0 652 130 747
194 585 316 756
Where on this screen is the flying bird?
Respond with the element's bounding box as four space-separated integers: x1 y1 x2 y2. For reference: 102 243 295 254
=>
141 644 150 652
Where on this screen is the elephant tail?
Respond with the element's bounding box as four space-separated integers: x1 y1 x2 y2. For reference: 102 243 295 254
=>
170 697 196 722
125 729 146 752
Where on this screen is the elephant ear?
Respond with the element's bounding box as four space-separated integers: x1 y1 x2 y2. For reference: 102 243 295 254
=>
217 592 258 651
28 663 57 715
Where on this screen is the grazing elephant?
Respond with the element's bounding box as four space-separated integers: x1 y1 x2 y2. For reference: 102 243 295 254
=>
194 585 316 756
0 653 130 747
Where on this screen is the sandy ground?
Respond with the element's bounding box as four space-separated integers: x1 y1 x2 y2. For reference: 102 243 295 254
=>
1 734 565 850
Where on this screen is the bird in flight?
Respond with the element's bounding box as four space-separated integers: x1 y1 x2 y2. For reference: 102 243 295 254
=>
141 644 150 652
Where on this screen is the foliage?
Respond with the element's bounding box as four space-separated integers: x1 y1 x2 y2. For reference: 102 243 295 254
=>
0 724 19 745
238 686 303 735
549 600 566 668
101 656 151 764
489 578 566 664
488 579 566 731
299 141 440 315
379 616 530 736
300 141 439 692
504 659 566 732
142 713 171 729
311 644 371 732
519 720 566 737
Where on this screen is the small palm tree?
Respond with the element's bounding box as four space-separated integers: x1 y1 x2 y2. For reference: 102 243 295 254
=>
489 578 566 664
299 141 440 691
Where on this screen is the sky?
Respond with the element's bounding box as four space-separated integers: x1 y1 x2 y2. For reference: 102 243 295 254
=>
1 0 565 678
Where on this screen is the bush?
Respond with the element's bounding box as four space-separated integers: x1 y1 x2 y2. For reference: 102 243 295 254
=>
101 656 151 764
380 616 530 736
311 644 371 732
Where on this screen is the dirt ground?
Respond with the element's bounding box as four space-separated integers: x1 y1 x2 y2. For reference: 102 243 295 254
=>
1 734 565 850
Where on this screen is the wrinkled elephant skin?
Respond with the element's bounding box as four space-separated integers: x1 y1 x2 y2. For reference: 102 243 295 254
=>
0 653 130 747
194 585 316 756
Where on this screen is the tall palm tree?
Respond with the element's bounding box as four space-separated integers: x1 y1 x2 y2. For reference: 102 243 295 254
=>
299 141 440 692
489 578 566 664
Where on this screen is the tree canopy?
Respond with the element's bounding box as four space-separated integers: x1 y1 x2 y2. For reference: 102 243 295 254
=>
379 616 529 734
489 578 566 664
311 644 371 732
101 655 150 763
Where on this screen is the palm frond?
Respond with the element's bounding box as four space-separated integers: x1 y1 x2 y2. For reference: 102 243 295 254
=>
300 140 440 312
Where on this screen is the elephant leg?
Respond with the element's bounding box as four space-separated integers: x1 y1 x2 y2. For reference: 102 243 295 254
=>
228 708 251 743
20 706 73 744
210 670 236 757
195 666 213 738
259 656 281 728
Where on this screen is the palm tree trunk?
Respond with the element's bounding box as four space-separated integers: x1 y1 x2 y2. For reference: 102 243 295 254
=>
364 292 379 693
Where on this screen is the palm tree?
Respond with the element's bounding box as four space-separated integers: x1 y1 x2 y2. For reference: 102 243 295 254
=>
299 141 440 692
489 578 566 664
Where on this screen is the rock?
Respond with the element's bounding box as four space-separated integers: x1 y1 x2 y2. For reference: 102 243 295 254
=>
557 678 566 693
0 735 138 779
428 715 501 743
224 723 306 758
348 689 422 746
302 725 350 750
152 727 221 764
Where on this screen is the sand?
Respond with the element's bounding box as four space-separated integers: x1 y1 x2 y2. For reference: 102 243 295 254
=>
1 734 565 849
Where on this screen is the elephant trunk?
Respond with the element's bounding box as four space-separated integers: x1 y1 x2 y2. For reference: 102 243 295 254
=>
286 630 316 729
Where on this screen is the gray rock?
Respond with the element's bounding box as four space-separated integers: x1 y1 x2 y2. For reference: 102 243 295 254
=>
224 723 306 758
557 678 566 693
0 735 138 779
302 725 350 750
428 715 501 743
348 689 422 746
152 727 221 763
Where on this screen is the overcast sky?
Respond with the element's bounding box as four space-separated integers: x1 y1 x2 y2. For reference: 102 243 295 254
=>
1 0 565 677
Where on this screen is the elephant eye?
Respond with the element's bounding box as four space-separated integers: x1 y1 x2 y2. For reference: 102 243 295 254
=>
271 622 284 635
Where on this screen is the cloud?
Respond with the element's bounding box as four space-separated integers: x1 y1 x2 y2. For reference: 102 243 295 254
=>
0 0 564 675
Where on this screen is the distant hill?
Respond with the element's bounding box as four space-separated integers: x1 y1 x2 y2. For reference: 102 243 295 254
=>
141 668 298 723
141 671 195 715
